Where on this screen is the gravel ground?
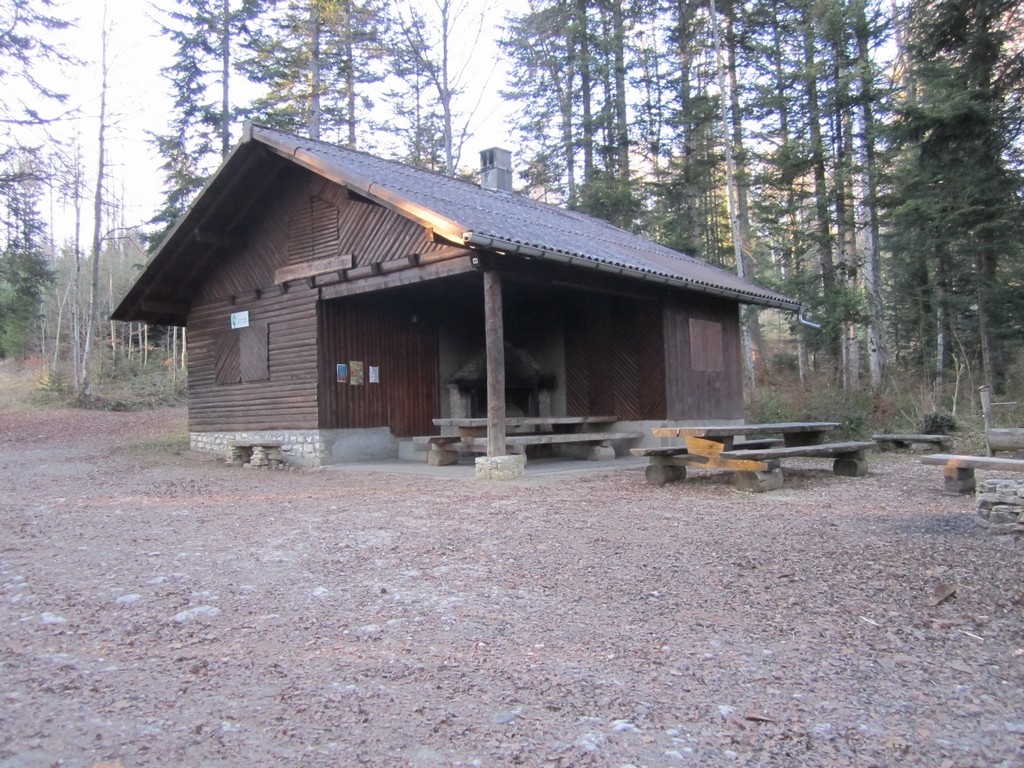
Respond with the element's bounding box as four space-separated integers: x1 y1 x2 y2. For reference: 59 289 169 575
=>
1 391 1023 767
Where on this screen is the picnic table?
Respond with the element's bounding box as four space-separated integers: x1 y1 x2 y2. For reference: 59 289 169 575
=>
420 415 642 465
631 421 876 492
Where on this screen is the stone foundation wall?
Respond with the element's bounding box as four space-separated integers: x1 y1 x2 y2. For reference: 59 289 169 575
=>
191 431 324 467
975 478 1024 537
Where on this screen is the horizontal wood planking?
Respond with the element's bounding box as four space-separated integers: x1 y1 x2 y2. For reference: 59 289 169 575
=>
187 286 319 432
186 164 458 436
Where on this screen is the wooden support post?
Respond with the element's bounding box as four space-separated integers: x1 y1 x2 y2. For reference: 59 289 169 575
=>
484 269 506 458
980 385 994 456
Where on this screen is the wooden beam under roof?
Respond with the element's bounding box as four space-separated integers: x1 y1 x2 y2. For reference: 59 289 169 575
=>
320 255 477 300
274 254 355 285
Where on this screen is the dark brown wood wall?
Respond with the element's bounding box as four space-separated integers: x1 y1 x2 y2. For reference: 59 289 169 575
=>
564 297 666 419
663 295 744 420
188 287 321 431
187 165 448 433
318 297 439 436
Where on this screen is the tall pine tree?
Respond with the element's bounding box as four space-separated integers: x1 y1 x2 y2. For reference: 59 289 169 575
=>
888 0 1024 392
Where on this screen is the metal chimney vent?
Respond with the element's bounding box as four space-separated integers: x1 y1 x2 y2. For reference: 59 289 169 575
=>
480 147 513 193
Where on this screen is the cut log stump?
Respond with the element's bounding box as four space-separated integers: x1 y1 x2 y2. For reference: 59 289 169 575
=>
732 468 784 493
644 463 686 486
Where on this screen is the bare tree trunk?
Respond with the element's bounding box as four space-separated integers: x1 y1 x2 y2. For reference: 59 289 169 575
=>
610 0 629 181
854 0 886 391
221 0 231 157
709 0 756 393
82 12 109 398
574 0 594 183
801 12 838 371
308 3 322 140
725 8 764 378
836 88 859 392
343 0 357 148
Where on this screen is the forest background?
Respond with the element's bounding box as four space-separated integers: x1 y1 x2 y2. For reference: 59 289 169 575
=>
1 0 1022 435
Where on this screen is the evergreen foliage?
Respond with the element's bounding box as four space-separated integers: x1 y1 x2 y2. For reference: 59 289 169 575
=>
5 0 1024 400
887 0 1024 391
0 150 53 358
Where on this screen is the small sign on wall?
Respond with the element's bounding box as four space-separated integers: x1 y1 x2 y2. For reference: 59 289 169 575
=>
230 310 250 329
369 366 379 384
350 361 364 385
336 363 348 383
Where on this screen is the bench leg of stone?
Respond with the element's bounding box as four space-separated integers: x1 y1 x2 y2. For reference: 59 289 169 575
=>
833 455 869 477
645 461 686 486
733 468 784 493
587 444 615 461
428 447 460 466
942 466 976 495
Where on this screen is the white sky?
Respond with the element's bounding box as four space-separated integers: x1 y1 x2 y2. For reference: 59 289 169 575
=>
46 0 523 245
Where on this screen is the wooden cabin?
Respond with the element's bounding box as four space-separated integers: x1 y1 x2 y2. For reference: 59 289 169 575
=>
112 124 801 466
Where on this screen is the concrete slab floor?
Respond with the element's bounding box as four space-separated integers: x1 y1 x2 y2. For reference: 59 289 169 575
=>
320 455 649 481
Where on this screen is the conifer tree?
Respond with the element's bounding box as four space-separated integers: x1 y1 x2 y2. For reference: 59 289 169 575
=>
888 0 1024 392
150 0 262 240
0 149 53 359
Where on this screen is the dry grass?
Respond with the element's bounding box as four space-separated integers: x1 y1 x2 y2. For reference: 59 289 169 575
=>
0 358 47 412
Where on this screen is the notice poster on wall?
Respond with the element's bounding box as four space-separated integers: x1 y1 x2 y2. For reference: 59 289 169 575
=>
230 310 249 329
336 363 348 383
350 361 364 385
369 366 379 384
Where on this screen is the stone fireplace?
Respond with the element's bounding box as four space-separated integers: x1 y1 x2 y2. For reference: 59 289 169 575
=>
447 343 557 419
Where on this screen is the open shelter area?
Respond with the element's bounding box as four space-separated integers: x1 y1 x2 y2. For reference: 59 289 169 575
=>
1 393 1023 767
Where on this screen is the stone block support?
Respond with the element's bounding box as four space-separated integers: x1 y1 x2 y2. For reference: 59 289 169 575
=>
475 454 526 481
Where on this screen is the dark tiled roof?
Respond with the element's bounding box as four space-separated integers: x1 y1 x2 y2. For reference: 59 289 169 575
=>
253 125 799 310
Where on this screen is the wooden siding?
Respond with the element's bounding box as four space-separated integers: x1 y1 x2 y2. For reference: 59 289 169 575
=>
188 287 320 431
306 177 455 269
663 296 744 420
187 165 449 433
319 297 439 436
564 297 666 419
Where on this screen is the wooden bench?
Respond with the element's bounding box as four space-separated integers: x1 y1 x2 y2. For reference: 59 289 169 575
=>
873 433 950 451
633 440 875 491
921 453 1024 495
228 440 285 468
719 440 877 477
420 430 642 466
465 430 643 460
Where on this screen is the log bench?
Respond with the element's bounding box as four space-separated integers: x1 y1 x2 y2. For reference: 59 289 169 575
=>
719 440 876 478
873 433 950 451
228 440 285 468
921 453 1024 495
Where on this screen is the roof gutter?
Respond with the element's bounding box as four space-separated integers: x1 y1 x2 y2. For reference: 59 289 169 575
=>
462 232 803 312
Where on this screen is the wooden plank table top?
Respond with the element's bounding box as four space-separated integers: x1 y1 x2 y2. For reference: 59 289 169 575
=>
651 422 840 439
